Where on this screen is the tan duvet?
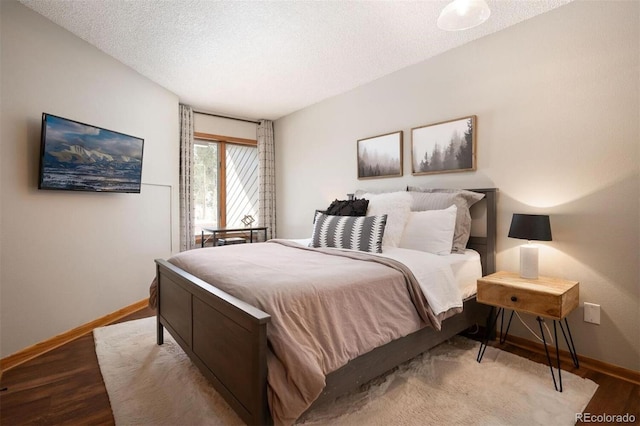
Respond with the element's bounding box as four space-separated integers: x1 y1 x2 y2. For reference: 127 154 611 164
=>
164 240 457 425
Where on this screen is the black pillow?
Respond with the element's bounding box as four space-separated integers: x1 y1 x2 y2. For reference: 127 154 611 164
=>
325 198 369 216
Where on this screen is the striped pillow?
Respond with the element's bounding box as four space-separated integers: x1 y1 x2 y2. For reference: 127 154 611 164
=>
310 213 387 253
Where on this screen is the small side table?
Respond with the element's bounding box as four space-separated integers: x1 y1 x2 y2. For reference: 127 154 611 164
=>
476 271 580 392
201 226 268 248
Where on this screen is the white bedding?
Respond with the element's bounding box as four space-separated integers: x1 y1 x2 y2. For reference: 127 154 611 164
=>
286 238 482 316
447 249 482 299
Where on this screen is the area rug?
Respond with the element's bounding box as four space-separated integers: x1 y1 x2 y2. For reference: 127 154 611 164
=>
94 317 598 425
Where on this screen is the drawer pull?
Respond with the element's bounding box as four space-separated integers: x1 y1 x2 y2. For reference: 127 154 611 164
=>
510 296 518 302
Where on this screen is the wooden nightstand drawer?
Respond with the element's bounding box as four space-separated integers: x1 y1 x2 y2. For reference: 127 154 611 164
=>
477 272 579 320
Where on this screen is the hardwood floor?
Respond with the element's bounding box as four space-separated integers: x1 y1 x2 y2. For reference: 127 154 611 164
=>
1 307 638 425
0 307 152 425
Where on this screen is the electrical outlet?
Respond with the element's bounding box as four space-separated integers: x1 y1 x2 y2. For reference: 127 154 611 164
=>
584 302 601 325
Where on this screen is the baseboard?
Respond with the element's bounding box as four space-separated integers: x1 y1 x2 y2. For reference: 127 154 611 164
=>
502 334 640 386
0 299 149 373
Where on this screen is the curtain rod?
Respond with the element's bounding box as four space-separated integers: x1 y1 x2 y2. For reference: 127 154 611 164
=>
194 110 260 125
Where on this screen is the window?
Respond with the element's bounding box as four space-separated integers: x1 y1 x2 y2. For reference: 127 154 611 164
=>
193 133 258 237
225 143 259 227
193 143 219 231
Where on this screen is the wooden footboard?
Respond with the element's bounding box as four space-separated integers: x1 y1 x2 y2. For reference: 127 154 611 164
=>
155 259 271 425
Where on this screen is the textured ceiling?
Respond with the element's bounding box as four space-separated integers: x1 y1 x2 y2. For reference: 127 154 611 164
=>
19 0 572 120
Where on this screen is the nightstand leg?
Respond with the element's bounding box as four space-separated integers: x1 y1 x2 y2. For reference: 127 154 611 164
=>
498 309 505 342
538 317 563 392
559 319 580 368
477 306 501 363
499 310 515 344
554 320 563 392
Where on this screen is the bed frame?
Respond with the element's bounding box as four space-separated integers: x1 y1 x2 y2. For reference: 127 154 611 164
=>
155 188 497 425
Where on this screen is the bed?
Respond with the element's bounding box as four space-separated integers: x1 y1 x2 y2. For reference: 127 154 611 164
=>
154 188 497 425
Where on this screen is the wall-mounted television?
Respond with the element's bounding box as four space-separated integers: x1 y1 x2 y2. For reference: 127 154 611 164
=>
38 113 144 193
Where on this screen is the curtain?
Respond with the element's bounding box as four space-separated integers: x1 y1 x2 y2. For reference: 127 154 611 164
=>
258 120 276 239
179 104 195 251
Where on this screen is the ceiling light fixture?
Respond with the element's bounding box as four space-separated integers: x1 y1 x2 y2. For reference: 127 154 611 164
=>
437 0 491 31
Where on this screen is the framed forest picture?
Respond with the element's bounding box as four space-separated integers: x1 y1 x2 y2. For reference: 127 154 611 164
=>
357 131 403 179
411 116 476 175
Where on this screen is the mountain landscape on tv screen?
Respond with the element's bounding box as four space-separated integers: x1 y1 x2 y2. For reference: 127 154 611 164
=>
40 115 143 192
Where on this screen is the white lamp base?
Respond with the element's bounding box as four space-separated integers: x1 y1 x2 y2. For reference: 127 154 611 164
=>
520 244 539 279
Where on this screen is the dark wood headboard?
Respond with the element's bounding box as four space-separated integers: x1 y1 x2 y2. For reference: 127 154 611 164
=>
465 188 497 276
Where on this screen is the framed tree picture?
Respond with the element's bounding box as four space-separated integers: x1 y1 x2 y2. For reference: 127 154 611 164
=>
357 131 403 180
411 116 476 175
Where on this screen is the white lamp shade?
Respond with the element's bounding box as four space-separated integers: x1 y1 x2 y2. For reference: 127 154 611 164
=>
519 244 539 279
437 0 491 31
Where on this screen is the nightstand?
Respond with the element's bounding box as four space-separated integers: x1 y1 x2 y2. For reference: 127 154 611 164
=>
476 271 580 392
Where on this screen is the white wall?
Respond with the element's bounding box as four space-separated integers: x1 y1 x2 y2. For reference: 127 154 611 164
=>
275 1 639 371
0 0 179 357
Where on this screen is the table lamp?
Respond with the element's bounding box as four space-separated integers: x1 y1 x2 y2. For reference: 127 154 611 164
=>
508 214 552 279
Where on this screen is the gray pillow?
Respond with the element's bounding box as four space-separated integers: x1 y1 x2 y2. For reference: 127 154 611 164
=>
310 212 387 253
407 188 484 253
353 188 404 199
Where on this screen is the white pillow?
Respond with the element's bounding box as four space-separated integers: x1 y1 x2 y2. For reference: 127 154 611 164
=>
399 205 458 255
407 189 484 253
361 191 412 247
